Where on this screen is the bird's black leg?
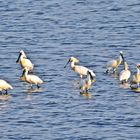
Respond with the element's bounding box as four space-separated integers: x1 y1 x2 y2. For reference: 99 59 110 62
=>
113 69 116 74
136 83 139 88
106 70 109 73
85 89 88 93
4 90 8 95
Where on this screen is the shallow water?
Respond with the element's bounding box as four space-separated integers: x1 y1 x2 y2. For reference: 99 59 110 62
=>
0 0 140 139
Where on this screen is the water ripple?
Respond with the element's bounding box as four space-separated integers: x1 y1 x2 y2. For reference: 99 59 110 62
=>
0 0 139 139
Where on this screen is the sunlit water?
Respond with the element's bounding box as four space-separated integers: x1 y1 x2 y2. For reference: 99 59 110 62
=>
0 0 140 139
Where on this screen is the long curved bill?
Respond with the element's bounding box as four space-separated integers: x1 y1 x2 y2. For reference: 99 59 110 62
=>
16 53 21 63
64 60 70 68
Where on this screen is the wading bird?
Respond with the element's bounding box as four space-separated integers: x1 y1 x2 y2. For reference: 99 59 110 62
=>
16 50 34 71
0 79 13 94
22 68 43 88
119 61 131 84
64 57 96 78
130 64 140 88
106 51 124 73
79 71 95 93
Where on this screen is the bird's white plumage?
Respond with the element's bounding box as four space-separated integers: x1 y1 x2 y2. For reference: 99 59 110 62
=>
80 79 92 92
17 50 34 71
119 70 131 82
0 79 13 91
131 64 140 85
131 74 140 84
106 60 118 70
74 65 95 78
106 51 124 72
23 68 43 86
20 58 34 71
119 61 131 82
74 65 88 75
79 71 94 92
20 50 27 58
25 75 43 85
66 57 96 78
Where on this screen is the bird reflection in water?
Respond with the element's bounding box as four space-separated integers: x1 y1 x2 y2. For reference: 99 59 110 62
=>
130 85 140 93
0 94 11 101
26 87 43 94
120 82 130 89
108 71 119 78
80 91 92 99
73 80 81 89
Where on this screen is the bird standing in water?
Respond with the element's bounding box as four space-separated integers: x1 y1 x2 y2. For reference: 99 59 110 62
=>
21 68 43 88
64 57 96 78
0 79 13 94
119 61 131 84
16 50 34 71
79 71 95 93
130 64 140 88
106 51 124 73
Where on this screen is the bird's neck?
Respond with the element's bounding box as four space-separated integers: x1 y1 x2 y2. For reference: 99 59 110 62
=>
20 55 24 61
71 61 75 68
117 55 122 65
21 54 27 60
137 67 140 74
124 62 128 70
24 70 28 78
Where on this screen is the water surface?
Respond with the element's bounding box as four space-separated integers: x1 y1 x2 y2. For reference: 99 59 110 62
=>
0 0 140 139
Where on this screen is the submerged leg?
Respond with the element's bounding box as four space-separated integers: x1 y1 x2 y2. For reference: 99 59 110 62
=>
4 90 8 95
37 85 40 88
121 80 124 84
121 79 127 84
106 69 109 73
113 68 117 74
85 88 88 93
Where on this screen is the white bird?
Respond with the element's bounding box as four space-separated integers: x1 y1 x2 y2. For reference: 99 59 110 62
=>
22 68 43 88
64 57 96 78
79 71 95 93
0 79 13 94
106 51 124 73
119 61 131 83
16 50 34 71
130 64 140 88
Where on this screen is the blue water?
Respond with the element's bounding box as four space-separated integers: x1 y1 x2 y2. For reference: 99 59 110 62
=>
0 0 140 139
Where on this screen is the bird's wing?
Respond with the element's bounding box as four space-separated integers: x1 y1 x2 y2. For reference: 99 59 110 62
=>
75 65 89 75
22 59 34 68
0 79 13 89
120 70 131 81
106 60 117 68
28 75 43 84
